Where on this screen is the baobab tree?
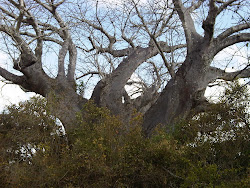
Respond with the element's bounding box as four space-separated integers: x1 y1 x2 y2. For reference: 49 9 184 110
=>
0 0 249 136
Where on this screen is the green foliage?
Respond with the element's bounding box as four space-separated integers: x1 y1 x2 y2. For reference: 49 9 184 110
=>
0 81 249 187
173 81 250 187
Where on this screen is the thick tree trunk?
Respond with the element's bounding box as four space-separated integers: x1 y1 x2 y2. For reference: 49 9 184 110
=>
143 72 192 135
46 82 87 132
20 64 87 132
143 53 211 136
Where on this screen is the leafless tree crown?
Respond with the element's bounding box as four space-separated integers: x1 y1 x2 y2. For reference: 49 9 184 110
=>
0 0 249 134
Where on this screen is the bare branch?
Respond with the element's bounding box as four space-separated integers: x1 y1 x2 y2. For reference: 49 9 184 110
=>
188 0 206 12
0 4 63 39
33 0 53 12
1 1 44 65
81 18 116 51
173 0 200 51
0 24 37 70
8 0 19 7
106 46 156 101
0 66 25 84
67 40 77 82
221 69 250 81
21 4 43 62
150 36 175 77
216 23 250 41
20 31 64 45
57 39 69 78
132 1 175 77
103 40 185 105
102 48 134 57
120 6 136 48
85 40 185 58
0 5 18 19
155 10 175 38
202 0 244 41
217 0 239 14
213 33 250 56
76 71 100 80
15 9 24 32
121 32 135 48
86 42 134 57
53 0 65 8
34 0 69 38
208 66 250 81
37 23 64 37
202 0 218 41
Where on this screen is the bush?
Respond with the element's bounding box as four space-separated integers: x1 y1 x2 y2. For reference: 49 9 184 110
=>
0 81 249 187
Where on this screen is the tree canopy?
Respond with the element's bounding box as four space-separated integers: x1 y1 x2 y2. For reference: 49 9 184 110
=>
0 0 249 134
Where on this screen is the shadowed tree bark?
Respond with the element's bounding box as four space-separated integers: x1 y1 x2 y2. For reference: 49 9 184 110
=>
0 0 249 135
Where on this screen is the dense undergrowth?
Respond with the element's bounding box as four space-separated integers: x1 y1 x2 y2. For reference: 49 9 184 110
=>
0 82 249 187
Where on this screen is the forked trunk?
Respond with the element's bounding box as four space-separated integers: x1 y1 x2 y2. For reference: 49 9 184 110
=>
45 80 87 132
143 55 210 136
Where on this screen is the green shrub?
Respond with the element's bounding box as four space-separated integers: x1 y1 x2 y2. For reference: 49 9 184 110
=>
0 81 249 187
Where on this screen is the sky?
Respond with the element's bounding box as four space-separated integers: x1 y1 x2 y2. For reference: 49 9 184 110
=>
0 52 36 112
0 50 37 112
205 44 249 102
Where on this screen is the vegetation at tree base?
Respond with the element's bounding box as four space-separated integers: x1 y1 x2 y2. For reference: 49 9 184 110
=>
0 81 249 187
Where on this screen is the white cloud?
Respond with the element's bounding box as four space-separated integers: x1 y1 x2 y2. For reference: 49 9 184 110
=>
0 81 36 112
205 68 249 103
205 81 227 102
0 51 36 112
207 44 249 102
0 51 9 68
125 74 143 99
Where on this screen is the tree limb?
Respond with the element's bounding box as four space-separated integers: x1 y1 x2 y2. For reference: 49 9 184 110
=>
20 3 43 63
67 40 77 82
76 71 100 80
150 35 175 77
107 41 186 95
0 5 18 20
20 31 64 45
213 33 250 56
188 0 206 12
0 24 37 70
80 18 116 51
34 0 69 38
217 0 239 14
132 1 175 77
173 0 200 51
216 23 250 41
202 0 218 41
203 0 248 42
154 10 175 38
57 39 69 78
0 67 25 85
208 66 250 81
